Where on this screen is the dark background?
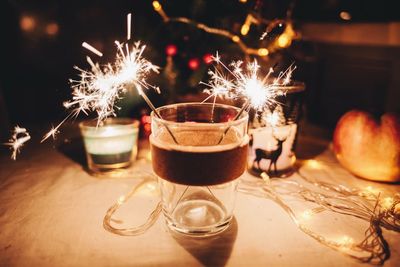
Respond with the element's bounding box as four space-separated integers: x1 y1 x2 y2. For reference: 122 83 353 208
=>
1 0 400 140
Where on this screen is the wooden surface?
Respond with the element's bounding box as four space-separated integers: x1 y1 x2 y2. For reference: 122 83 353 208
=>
0 125 399 267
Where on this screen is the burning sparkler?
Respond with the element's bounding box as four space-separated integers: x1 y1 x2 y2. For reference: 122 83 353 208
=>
41 13 160 142
203 53 295 114
4 126 31 160
202 53 296 143
264 105 285 127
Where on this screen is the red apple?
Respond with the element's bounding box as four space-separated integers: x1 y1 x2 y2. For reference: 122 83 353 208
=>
333 110 400 183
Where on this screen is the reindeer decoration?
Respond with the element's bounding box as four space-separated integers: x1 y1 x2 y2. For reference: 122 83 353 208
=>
252 133 287 175
251 105 293 175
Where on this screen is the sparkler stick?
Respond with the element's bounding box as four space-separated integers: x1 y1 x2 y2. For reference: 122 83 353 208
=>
217 100 250 144
137 86 178 144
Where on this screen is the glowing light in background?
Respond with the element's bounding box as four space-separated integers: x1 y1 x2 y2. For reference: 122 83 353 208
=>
188 58 200 70
340 11 352 21
165 44 177 56
45 22 59 36
231 35 240 43
203 53 213 64
257 48 269 57
241 24 250 36
20 15 36 32
152 1 162 12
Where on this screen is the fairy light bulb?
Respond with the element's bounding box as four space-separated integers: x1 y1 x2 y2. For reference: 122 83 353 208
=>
301 210 313 221
381 197 394 210
337 236 354 250
152 1 162 11
257 48 269 56
305 159 322 170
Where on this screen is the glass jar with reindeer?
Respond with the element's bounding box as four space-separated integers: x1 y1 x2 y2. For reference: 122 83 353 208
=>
248 82 305 177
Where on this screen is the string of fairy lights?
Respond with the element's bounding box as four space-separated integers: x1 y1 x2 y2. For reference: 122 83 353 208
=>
103 158 399 265
239 160 400 265
151 0 299 59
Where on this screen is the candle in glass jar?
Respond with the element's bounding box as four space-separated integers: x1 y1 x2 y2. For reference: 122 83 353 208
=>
80 118 139 173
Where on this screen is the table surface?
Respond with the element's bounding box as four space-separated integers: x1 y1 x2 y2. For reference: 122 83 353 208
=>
0 123 399 267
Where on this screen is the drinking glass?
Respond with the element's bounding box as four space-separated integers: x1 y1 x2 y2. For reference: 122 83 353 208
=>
150 103 249 236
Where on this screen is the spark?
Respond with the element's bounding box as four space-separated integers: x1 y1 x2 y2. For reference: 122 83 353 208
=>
40 115 71 143
4 126 31 160
65 41 159 127
201 68 235 103
127 13 132 40
203 53 296 112
264 106 284 127
82 42 103 57
42 14 159 142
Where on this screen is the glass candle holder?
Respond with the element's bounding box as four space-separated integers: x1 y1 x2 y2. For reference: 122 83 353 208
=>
79 118 139 174
248 82 305 177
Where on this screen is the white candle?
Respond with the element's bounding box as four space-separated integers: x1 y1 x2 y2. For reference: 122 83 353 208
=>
80 118 139 173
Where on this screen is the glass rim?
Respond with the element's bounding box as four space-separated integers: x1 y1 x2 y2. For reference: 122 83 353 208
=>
151 102 249 127
79 117 139 130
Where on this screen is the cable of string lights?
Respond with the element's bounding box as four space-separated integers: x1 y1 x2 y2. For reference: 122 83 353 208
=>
238 159 400 265
151 0 300 59
103 157 399 265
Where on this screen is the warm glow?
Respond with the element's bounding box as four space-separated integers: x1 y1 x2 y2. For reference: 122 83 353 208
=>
188 58 200 70
232 35 240 43
364 186 381 196
260 172 270 182
239 0 247 2
203 53 213 64
152 1 162 11
165 44 177 56
337 236 354 250
277 34 291 48
20 15 36 32
146 150 152 161
340 11 352 21
45 23 59 36
257 48 269 56
381 197 394 210
301 210 313 220
241 24 250 36
245 78 269 109
291 155 297 165
117 195 126 204
305 159 322 170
